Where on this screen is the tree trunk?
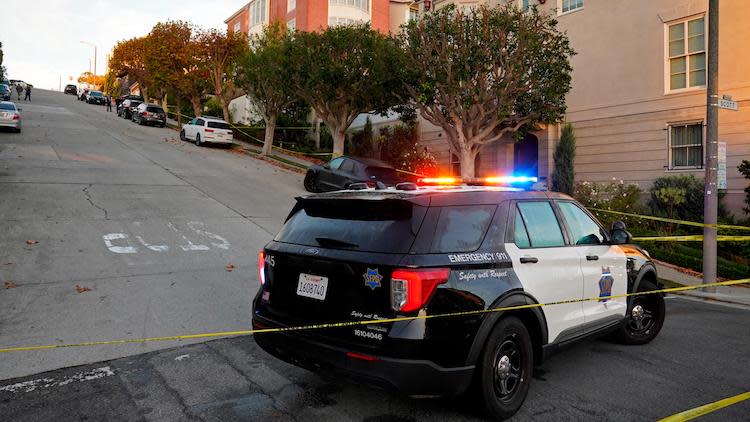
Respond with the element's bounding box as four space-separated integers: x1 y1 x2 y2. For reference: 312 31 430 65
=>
458 145 479 179
262 115 277 156
190 95 202 117
313 118 321 151
161 93 169 118
175 96 183 128
332 126 346 157
219 95 231 123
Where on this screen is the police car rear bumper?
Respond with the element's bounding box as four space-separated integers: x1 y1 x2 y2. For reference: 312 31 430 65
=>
252 316 474 397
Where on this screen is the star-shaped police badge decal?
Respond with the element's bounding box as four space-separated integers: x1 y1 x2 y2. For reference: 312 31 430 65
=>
363 268 383 290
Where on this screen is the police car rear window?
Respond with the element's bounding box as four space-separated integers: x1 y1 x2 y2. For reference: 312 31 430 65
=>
275 199 427 253
429 205 496 253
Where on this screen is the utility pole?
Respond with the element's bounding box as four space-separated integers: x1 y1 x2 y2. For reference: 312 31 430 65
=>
703 0 719 292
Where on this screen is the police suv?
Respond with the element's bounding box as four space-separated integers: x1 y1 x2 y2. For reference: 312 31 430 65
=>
253 177 665 419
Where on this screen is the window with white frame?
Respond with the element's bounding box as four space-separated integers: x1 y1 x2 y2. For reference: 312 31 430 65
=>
409 6 419 21
667 16 706 91
560 0 583 14
251 0 267 27
329 0 369 12
288 0 296 11
520 0 531 10
328 16 362 27
668 122 703 169
233 22 241 32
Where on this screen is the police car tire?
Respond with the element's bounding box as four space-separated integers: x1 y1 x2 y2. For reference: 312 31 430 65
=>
613 281 665 345
477 316 533 420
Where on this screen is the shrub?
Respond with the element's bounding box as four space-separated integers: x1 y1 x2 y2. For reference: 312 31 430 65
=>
574 180 643 230
648 175 705 222
348 117 376 157
378 124 437 176
551 123 576 195
739 160 750 214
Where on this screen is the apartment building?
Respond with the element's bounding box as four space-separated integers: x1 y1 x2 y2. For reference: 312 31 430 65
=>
224 0 416 122
412 0 749 216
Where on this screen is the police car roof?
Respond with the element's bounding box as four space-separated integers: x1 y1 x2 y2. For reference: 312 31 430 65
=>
303 186 573 207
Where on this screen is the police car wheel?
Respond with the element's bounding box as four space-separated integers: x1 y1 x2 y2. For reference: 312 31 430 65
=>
477 316 533 419
614 281 665 345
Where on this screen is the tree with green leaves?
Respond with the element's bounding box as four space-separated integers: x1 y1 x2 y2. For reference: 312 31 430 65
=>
401 4 575 177
289 24 407 156
236 22 297 156
196 28 249 122
144 20 195 116
0 41 5 81
551 123 576 195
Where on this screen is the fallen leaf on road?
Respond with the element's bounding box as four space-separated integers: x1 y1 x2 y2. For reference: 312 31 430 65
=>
225 264 235 272
4 281 17 289
26 240 39 245
75 285 92 293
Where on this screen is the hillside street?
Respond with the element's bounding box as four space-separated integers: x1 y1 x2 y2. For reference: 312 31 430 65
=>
1 90 749 421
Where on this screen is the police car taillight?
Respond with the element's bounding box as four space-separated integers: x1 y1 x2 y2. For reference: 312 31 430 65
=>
391 268 450 313
258 251 266 286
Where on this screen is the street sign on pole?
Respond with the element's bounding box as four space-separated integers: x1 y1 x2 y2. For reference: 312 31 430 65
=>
718 142 727 190
718 98 739 111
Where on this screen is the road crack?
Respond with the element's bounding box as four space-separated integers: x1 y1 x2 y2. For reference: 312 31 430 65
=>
82 184 109 219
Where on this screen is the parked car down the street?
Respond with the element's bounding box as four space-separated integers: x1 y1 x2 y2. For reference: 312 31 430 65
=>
78 88 89 101
119 99 142 119
86 91 106 105
0 101 22 133
303 156 402 192
179 116 234 147
132 103 166 127
64 84 77 95
0 84 11 101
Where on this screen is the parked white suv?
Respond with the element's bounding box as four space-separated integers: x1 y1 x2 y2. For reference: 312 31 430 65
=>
179 116 234 147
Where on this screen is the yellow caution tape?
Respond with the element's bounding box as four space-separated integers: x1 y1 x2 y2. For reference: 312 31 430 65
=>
0 278 747 354
633 235 750 242
659 391 750 422
589 208 750 232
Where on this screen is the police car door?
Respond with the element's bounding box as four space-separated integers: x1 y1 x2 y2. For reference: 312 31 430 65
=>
505 201 585 342
555 201 628 328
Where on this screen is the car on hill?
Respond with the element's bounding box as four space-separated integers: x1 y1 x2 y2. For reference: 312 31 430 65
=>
303 157 402 192
64 84 77 95
118 99 142 119
179 116 234 147
86 91 106 105
0 84 11 101
132 103 166 127
253 178 665 419
0 101 22 133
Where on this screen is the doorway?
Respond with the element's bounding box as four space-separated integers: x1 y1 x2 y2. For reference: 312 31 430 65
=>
513 134 539 178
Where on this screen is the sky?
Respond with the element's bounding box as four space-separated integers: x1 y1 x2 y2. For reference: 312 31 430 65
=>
0 0 241 90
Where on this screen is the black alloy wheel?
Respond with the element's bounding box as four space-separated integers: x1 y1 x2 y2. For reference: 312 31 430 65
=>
303 172 318 192
476 316 533 420
613 281 665 345
195 133 202 146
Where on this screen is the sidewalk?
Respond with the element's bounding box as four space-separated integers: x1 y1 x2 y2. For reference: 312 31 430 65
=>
166 116 318 170
655 260 750 307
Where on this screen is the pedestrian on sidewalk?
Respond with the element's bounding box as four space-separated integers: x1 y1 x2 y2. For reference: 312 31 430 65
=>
15 84 23 100
106 95 113 112
24 85 31 101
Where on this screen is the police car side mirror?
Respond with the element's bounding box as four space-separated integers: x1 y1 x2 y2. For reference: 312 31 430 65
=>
610 220 632 244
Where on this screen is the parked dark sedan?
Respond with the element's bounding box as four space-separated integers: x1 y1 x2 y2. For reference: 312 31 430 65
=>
132 103 166 127
119 99 142 119
64 84 77 95
86 91 106 105
0 84 11 101
303 156 402 192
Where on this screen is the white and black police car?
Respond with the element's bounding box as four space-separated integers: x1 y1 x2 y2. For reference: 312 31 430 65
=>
253 176 665 419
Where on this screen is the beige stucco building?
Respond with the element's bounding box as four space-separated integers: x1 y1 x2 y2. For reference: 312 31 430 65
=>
410 0 749 216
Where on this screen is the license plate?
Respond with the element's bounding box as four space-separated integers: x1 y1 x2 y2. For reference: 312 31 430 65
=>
297 273 328 301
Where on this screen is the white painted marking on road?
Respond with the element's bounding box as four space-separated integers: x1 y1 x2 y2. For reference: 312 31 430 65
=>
174 354 190 361
0 367 115 393
167 222 210 251
102 233 138 254
188 221 231 250
135 235 169 252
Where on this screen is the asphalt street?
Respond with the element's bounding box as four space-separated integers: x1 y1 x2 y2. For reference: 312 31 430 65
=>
1 90 749 421
0 89 304 380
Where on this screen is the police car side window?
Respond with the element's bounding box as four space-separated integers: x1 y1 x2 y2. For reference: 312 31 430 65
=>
429 205 496 253
514 208 531 248
557 202 605 245
516 202 565 248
